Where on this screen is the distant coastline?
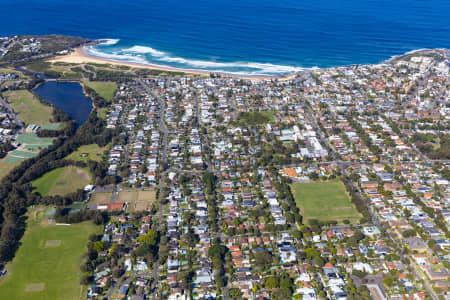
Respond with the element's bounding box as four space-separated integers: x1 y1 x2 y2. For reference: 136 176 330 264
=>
2 0 450 76
48 40 449 81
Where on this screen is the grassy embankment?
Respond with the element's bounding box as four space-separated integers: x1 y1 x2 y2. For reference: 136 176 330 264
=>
82 81 117 102
82 81 117 120
4 90 59 127
64 143 111 163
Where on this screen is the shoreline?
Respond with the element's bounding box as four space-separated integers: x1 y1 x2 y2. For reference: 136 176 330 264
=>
49 46 280 81
47 44 449 81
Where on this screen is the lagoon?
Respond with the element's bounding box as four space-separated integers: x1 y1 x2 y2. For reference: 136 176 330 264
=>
33 81 93 127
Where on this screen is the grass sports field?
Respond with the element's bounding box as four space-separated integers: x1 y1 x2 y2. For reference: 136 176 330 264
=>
42 123 62 130
4 90 54 126
83 81 117 101
8 149 37 159
0 206 100 300
32 165 91 197
0 133 55 179
118 190 156 212
88 190 155 211
291 180 361 223
89 192 112 204
17 133 54 147
64 143 110 163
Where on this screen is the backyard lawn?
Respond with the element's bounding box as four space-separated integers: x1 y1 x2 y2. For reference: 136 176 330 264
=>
291 180 361 223
0 206 100 300
31 165 91 196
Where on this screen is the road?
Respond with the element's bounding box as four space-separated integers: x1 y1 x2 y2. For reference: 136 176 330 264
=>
107 269 154 299
137 78 169 166
137 78 168 300
0 97 24 127
109 75 444 299
228 92 237 122
302 96 439 299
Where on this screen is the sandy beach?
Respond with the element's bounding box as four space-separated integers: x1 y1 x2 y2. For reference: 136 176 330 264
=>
49 46 280 81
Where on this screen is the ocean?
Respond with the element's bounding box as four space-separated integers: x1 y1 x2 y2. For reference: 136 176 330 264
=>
1 0 449 75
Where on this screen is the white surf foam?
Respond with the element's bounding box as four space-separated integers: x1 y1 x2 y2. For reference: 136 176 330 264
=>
122 45 166 57
88 43 306 75
84 45 148 65
98 39 120 46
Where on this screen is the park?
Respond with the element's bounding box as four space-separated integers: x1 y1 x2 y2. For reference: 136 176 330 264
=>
291 179 361 224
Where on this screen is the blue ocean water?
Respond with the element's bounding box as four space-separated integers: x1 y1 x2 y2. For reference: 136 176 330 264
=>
1 0 449 75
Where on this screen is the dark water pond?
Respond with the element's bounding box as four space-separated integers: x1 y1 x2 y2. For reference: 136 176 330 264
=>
34 81 93 127
16 67 48 79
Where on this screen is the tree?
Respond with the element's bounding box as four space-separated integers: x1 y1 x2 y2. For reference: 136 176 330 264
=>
178 270 194 290
137 229 158 246
80 274 92 285
272 288 292 300
279 273 294 293
314 256 325 267
401 229 416 238
229 288 243 299
93 241 104 252
383 276 394 287
183 228 199 247
428 239 437 249
352 270 367 278
208 243 227 261
208 241 228 289
254 250 273 270
89 233 100 242
215 268 226 288
265 276 279 289
80 261 94 272
292 230 302 240
202 172 216 195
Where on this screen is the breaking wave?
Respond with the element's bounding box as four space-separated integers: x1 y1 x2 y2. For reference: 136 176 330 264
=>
123 45 166 57
98 39 120 46
84 45 148 65
85 40 305 76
